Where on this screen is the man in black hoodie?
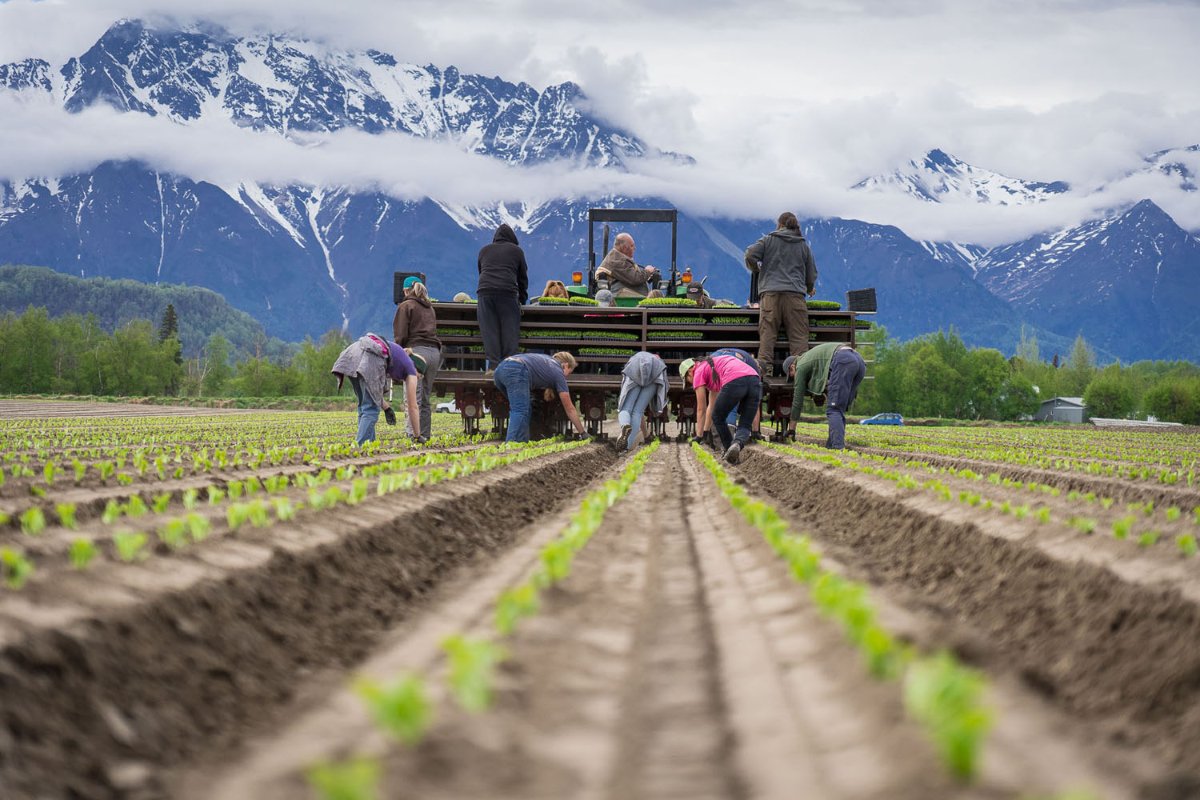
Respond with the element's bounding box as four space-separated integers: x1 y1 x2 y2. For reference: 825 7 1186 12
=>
744 211 818 376
477 223 530 371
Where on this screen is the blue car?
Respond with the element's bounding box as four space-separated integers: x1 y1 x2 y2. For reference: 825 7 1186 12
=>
859 412 904 426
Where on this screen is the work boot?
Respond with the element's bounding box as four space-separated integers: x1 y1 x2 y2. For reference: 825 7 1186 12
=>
723 442 742 465
620 423 632 448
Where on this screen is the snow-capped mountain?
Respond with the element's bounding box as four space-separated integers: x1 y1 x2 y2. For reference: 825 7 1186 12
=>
974 199 1200 359
1 18 644 166
1140 144 1199 192
852 148 1070 206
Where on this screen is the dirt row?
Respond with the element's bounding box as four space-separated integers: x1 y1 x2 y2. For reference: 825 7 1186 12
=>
176 444 1126 800
0 444 614 800
738 446 1200 798
0 401 260 419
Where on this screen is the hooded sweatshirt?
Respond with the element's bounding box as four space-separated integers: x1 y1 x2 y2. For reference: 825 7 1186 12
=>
744 228 818 295
392 295 442 349
477 223 530 303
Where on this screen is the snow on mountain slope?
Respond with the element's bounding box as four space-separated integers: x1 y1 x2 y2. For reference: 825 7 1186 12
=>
852 148 1069 206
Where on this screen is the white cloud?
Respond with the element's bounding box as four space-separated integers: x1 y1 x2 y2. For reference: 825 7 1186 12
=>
1 0 1198 245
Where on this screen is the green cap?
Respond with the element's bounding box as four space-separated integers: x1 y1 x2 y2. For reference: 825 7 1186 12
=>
679 358 696 382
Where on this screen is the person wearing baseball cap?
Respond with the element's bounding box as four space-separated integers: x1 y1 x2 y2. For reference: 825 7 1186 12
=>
783 342 866 450
681 352 761 464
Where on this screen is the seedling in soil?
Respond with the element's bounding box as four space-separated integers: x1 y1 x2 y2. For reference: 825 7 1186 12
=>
1176 534 1197 557
494 582 540 635
1 548 34 589
43 460 57 484
1165 506 1181 522
116 473 134 486
20 507 46 536
159 519 189 551
1138 531 1159 548
1035 508 1051 524
152 493 172 514
271 497 297 521
125 495 148 518
185 513 211 542
442 634 507 713
102 499 123 524
354 675 432 745
113 531 148 562
182 488 199 510
1069 517 1096 535
904 653 992 782
1099 497 1114 510
29 485 46 498
207 487 225 505
55 503 78 530
306 757 380 800
227 480 244 500
69 538 97 569
1113 516 1135 541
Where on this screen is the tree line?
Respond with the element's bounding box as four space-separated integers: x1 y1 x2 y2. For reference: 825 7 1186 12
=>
3 305 1199 424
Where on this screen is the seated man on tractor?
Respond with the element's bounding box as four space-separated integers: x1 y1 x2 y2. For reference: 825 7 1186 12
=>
596 233 659 298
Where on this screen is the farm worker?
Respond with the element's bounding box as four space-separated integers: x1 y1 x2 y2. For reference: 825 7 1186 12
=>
784 342 866 450
539 279 570 301
617 351 670 451
707 347 764 443
680 352 762 465
596 233 659 298
493 351 588 443
393 276 442 443
744 211 817 376
332 334 425 446
477 223 529 373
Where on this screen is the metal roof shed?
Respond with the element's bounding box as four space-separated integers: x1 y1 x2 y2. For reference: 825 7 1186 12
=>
1035 396 1088 423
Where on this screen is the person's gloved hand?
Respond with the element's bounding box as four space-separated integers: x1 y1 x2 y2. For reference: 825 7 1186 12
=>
690 434 704 444
574 431 590 441
383 407 397 426
701 429 715 448
786 429 796 441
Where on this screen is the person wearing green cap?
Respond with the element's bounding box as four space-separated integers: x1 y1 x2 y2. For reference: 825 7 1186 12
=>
393 277 441 442
680 352 760 464
783 342 866 449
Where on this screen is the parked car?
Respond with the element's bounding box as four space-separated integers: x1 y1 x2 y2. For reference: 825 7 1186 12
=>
435 398 489 414
859 412 904 426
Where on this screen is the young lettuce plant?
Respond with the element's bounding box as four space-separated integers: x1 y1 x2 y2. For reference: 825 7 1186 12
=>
903 653 993 782
1 547 34 589
113 531 149 562
69 537 97 570
1176 534 1198 557
353 674 432 745
442 634 507 713
20 507 46 536
55 502 78 530
305 757 380 800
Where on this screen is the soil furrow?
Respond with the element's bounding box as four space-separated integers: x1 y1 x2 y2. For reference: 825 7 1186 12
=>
0 444 614 800
736 446 1200 797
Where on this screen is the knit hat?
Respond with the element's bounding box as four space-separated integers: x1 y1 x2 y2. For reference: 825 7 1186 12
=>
782 354 799 380
452 291 471 303
679 358 696 383
403 276 422 290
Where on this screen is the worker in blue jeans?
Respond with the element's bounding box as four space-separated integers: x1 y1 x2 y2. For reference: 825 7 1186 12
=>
617 351 669 450
493 351 589 442
784 343 866 449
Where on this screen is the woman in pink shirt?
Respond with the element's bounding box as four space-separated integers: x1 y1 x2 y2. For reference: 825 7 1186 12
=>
680 353 762 464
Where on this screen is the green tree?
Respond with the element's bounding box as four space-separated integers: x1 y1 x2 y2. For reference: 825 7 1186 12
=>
964 348 1009 419
158 303 179 342
1083 366 1135 419
290 331 351 396
229 356 283 397
1143 378 1200 424
202 334 232 396
995 373 1039 420
901 344 962 418
1058 334 1096 396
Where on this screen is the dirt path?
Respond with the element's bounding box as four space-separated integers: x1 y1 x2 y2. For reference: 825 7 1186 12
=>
174 443 1125 800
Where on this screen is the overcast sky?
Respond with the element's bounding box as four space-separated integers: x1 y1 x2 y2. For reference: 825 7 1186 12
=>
1 0 1198 244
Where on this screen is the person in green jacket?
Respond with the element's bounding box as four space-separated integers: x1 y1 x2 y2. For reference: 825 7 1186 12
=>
783 342 866 449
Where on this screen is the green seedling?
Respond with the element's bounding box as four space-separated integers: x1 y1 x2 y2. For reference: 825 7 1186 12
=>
305 757 380 800
1069 517 1096 535
904 653 992 782
1 548 34 589
207 486 225 505
113 531 148 562
1176 534 1197 557
1165 506 1181 522
347 479 369 505
1112 516 1135 540
125 495 147 518
182 488 199 510
227 480 244 500
354 675 432 745
494 582 540 635
244 476 262 495
442 634 506 713
185 512 211 542
159 519 189 550
43 460 57 484
98 461 115 482
102 499 123 524
271 497 297 521
1138 531 1159 548
20 507 46 536
1099 497 1114 510
69 537 97 570
152 493 172 514
29 485 46 498
55 502 78 530
116 473 134 486
1035 508 1051 524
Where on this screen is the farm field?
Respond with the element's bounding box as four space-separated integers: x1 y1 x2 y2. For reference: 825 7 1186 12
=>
1 406 1199 800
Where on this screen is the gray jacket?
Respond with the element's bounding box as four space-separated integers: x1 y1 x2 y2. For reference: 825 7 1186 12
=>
331 335 391 408
618 352 669 414
744 229 817 295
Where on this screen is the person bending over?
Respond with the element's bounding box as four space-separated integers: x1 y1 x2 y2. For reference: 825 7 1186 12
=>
681 352 761 465
493 351 588 443
617 351 669 451
332 334 425 445
784 342 866 450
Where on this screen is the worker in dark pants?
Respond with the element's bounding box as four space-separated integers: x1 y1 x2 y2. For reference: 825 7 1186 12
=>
784 342 866 449
476 223 529 372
